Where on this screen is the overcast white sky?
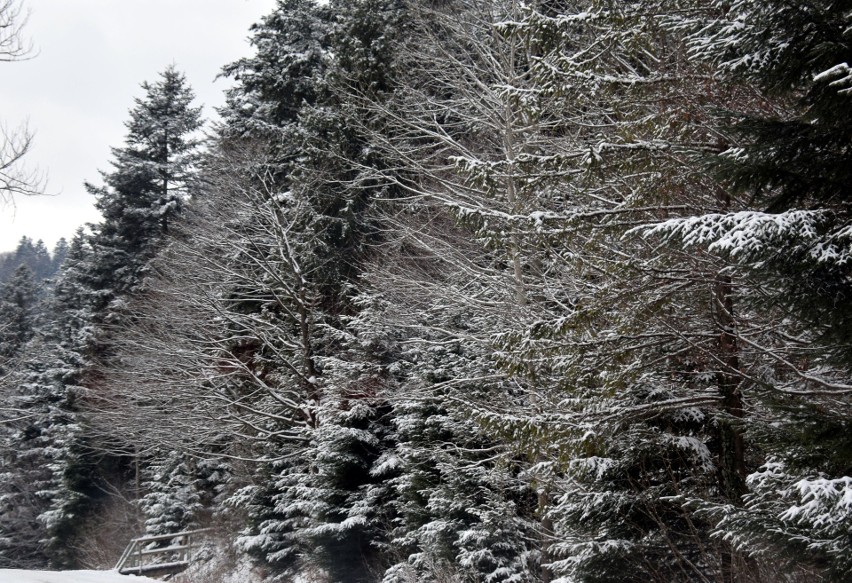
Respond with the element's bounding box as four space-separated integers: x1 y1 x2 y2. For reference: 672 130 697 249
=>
0 0 278 252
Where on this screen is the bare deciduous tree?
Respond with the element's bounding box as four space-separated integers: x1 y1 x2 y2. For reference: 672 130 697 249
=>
1 0 43 204
86 141 326 462
1 121 43 202
0 0 32 62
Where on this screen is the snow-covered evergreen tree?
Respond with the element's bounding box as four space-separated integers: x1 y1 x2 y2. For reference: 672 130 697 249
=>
85 65 202 311
0 264 38 367
220 0 331 140
632 1 852 577
1 68 203 567
0 231 96 569
5 2 852 581
139 451 203 536
0 237 56 284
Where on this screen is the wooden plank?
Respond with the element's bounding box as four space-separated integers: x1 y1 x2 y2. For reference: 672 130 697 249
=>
114 528 213 573
119 561 190 576
128 528 213 544
138 544 190 556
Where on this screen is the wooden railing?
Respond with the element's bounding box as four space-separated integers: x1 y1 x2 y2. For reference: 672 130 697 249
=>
115 528 212 577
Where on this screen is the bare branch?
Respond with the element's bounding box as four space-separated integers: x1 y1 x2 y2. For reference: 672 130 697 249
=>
0 0 33 62
0 2 43 203
0 121 46 203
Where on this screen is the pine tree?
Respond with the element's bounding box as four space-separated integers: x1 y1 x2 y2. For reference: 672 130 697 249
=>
220 0 331 134
29 240 52 281
2 64 202 564
0 264 38 367
0 237 32 282
139 451 203 536
636 1 852 577
11 231 97 569
680 0 852 350
50 238 69 275
0 236 58 284
0 232 95 569
66 67 205 557
0 265 47 569
86 65 202 309
203 3 414 579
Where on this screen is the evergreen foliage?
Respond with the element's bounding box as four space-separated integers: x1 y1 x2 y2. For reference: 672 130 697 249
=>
0 236 61 283
0 264 38 364
0 231 95 568
2 67 202 568
85 65 202 310
3 1 852 581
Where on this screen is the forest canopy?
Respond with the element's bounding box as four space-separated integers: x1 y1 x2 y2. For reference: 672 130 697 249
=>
2 1 852 582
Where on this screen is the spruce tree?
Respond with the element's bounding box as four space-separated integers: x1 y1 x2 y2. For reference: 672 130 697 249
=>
76 67 203 552
86 65 202 309
209 3 412 578
50 238 69 274
0 264 38 367
1 237 54 283
220 0 331 133
29 240 52 281
3 69 203 566
685 0 852 332
0 232 95 569
666 1 852 577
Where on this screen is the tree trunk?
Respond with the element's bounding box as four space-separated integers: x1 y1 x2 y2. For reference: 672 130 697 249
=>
714 184 747 583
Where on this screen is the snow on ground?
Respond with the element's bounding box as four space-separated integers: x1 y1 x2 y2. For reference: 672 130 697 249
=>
0 570 160 583
172 552 263 583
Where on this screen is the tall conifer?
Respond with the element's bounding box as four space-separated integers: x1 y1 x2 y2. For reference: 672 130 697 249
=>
86 65 202 309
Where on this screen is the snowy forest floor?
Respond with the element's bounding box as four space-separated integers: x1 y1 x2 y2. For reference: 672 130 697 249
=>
0 570 159 583
0 550 269 583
